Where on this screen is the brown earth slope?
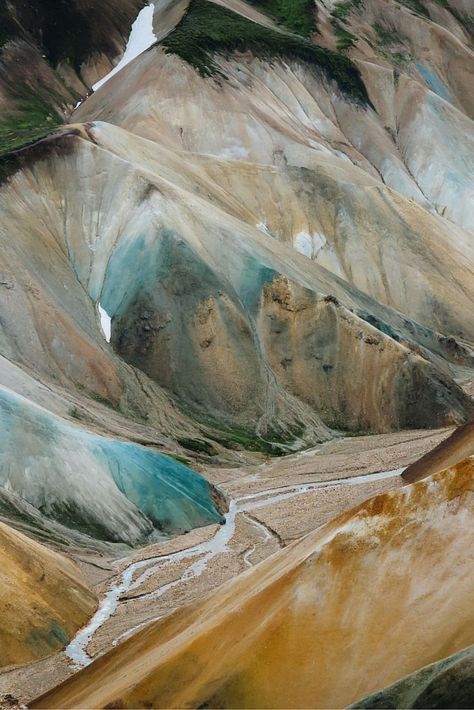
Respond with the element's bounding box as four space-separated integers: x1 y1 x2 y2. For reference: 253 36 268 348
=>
0 522 97 669
402 420 474 483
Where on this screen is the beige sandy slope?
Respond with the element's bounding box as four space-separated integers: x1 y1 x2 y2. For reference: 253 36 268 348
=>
1 125 471 441
73 0 474 232
0 0 472 456
87 121 474 342
0 522 97 669
402 420 474 483
34 457 474 709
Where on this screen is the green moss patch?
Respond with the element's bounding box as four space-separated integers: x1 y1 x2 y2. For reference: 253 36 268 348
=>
205 423 304 456
0 89 64 184
330 0 363 22
371 23 412 65
397 0 430 17
373 23 399 45
162 0 369 103
177 437 218 456
329 0 363 52
331 20 358 50
163 452 193 465
245 0 316 36
0 91 61 161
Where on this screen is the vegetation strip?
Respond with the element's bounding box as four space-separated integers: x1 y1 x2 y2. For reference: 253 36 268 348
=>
162 0 369 103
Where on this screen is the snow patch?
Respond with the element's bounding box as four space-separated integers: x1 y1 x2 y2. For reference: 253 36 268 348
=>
97 304 112 343
294 232 313 258
294 231 328 259
257 221 272 237
93 3 157 92
221 144 250 160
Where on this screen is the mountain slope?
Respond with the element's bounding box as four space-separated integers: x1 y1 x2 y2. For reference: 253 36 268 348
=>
1 121 472 443
351 644 474 709
33 457 474 709
0 0 147 158
0 521 97 669
74 0 474 231
402 419 474 482
0 0 472 698
0 0 471 553
0 385 225 545
0 0 472 452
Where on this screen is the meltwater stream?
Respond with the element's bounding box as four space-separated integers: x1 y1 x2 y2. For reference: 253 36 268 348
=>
65 467 404 668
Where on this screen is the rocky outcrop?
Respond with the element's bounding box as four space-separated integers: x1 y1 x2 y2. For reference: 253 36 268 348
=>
0 521 97 668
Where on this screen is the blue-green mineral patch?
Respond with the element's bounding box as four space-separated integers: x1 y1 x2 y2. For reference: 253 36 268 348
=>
0 387 225 545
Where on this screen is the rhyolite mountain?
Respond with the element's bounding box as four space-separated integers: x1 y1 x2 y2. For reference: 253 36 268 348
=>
0 0 473 703
1 0 473 420
0 0 473 545
33 452 474 709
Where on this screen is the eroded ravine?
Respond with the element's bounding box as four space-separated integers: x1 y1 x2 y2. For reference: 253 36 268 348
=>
66 467 404 668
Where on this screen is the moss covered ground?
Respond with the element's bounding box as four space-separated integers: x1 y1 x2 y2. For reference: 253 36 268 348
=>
245 0 316 36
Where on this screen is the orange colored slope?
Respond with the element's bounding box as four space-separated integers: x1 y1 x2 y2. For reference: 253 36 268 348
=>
34 458 474 709
0 522 97 668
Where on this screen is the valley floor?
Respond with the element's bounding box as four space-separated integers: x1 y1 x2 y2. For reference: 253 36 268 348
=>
0 427 452 705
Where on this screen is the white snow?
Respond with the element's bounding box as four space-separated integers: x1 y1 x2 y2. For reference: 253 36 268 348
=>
294 231 329 259
97 303 112 342
256 221 272 237
220 144 250 160
93 3 157 92
294 231 313 257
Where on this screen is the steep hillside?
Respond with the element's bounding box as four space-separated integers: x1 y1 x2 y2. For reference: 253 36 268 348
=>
0 386 225 545
403 419 474 482
0 122 472 445
351 643 474 708
74 0 474 230
0 521 97 668
0 0 472 458
0 0 472 701
0 0 147 158
33 457 474 709
0 0 471 562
